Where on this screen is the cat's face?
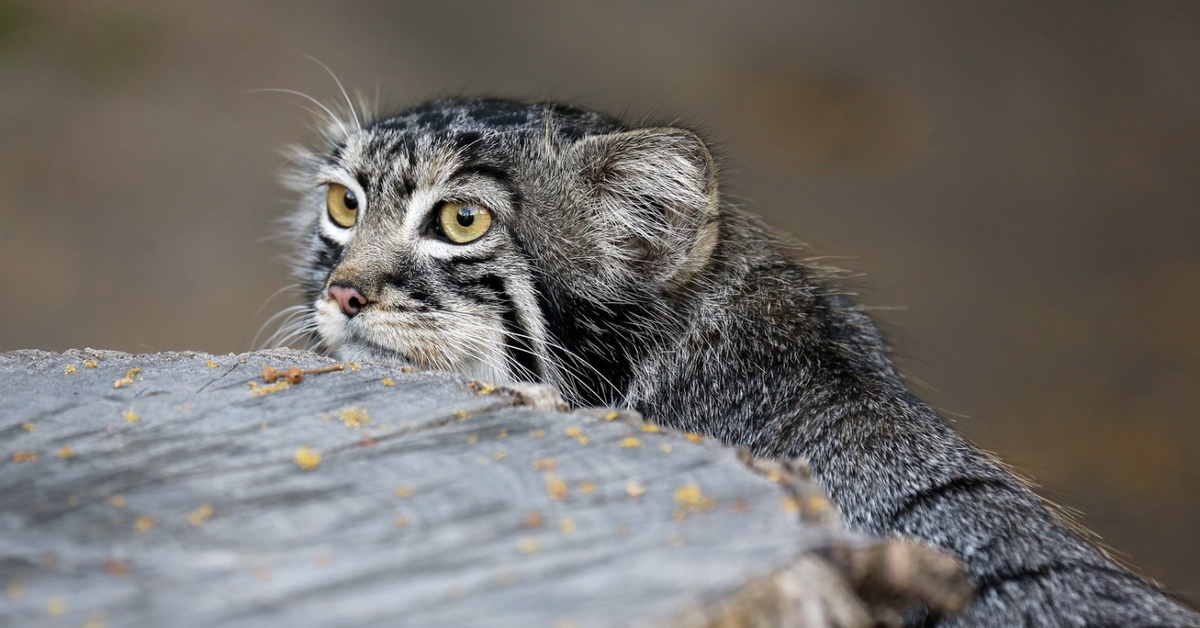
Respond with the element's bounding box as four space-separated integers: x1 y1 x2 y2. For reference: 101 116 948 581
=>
285 98 719 397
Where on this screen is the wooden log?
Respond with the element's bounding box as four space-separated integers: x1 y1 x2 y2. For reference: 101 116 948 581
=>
0 349 970 627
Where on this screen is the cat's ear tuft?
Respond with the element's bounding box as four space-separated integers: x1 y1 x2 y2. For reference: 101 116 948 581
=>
568 127 719 287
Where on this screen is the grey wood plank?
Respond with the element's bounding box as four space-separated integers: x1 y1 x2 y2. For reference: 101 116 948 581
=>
0 349 968 627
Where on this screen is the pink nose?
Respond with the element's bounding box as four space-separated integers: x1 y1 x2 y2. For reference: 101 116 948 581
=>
328 284 367 317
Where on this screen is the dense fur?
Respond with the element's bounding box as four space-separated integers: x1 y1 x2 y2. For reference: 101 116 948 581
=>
281 97 1199 625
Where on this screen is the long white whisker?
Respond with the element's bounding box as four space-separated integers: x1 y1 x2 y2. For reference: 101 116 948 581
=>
253 88 350 140
296 52 361 132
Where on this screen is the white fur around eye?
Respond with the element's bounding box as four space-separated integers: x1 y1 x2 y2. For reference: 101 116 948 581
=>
318 177 367 244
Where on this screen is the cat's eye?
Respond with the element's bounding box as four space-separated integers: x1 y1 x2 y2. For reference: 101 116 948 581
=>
326 183 359 228
438 202 493 244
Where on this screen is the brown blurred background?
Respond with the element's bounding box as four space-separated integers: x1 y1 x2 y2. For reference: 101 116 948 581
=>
1 0 1197 602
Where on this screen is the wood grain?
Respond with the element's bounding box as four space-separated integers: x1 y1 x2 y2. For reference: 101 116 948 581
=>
0 349 968 627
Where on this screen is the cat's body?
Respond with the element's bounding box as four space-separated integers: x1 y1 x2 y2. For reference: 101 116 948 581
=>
283 97 1198 626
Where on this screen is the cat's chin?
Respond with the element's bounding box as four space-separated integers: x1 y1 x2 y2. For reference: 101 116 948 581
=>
331 338 511 383
331 340 413 367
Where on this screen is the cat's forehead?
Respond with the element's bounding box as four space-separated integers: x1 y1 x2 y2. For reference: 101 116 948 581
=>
325 98 626 187
370 98 624 142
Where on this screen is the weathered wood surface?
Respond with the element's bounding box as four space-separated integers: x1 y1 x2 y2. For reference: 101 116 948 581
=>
0 349 970 627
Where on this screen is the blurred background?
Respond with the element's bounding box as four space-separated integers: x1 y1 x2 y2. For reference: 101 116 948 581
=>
1 0 1197 602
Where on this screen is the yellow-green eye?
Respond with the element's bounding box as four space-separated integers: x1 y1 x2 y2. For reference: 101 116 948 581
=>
438 202 493 244
326 183 359 228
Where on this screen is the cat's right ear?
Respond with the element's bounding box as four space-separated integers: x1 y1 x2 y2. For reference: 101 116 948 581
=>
567 127 720 288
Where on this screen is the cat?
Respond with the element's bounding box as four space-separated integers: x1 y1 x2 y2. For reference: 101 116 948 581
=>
277 96 1199 626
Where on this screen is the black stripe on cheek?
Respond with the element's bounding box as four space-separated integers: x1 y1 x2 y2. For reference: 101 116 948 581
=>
502 304 542 382
316 234 344 269
384 268 442 311
478 274 541 381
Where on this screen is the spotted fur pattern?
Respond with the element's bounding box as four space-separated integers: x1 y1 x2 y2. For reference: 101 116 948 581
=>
279 97 1199 626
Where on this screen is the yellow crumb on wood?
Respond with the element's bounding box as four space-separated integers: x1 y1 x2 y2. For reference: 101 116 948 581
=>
134 515 156 532
563 427 589 445
107 495 127 508
21 422 35 432
544 473 569 501
83 612 109 628
113 367 142 389
63 364 77 375
46 595 66 616
496 429 508 439
57 447 74 459
780 497 801 512
578 481 597 494
393 514 409 528
336 406 371 429
765 468 784 483
250 380 290 396
624 481 646 498
492 449 507 461
206 360 218 368
293 446 322 470
187 503 214 526
659 443 673 453
453 409 471 419
530 429 545 438
531 457 558 471
685 432 704 443
558 517 577 536
806 496 832 514
620 436 643 448
602 411 619 422
467 434 479 445
381 377 396 386
522 511 544 527
640 423 660 433
517 536 541 554
393 485 415 498
84 359 98 369
12 451 37 463
346 362 361 371
674 484 715 511
123 408 140 423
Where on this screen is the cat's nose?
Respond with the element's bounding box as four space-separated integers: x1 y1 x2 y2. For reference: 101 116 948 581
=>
328 283 367 318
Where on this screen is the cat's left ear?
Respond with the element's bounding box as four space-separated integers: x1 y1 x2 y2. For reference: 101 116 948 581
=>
568 127 719 288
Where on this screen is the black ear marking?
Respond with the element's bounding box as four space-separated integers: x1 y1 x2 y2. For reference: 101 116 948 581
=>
569 128 720 286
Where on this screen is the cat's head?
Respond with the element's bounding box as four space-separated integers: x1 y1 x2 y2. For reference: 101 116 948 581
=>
283 98 719 398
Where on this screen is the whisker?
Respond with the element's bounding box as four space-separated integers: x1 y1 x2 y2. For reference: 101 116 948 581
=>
253 88 351 140
296 51 362 132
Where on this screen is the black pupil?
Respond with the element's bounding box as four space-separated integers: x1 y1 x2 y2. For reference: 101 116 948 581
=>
343 190 358 210
456 207 476 227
